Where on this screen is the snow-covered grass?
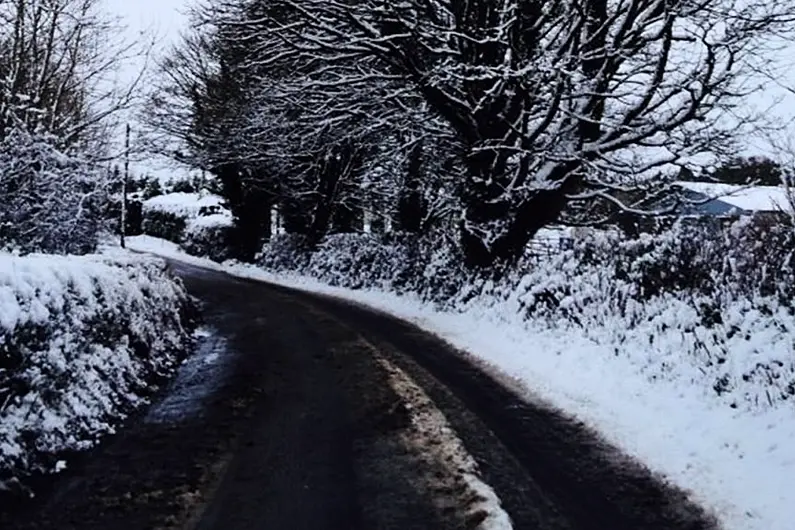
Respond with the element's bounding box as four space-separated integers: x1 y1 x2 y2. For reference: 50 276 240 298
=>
677 181 792 213
127 232 795 530
0 251 196 492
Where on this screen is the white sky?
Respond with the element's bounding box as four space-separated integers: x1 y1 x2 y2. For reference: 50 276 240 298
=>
102 0 795 178
103 0 193 181
105 0 190 53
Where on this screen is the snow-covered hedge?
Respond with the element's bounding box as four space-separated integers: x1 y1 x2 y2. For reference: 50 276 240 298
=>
142 209 188 242
180 214 235 262
141 192 227 241
0 253 196 492
258 232 467 301
142 192 233 260
503 220 795 411
258 219 795 412
142 192 226 219
0 130 108 255
257 234 314 271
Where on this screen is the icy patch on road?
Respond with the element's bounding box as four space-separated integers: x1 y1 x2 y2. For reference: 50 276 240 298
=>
379 358 513 530
146 329 230 424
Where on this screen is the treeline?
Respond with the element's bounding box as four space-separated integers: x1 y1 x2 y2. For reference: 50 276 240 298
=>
147 0 795 267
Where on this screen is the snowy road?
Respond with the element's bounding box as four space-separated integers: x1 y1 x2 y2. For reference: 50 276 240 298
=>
2 259 717 529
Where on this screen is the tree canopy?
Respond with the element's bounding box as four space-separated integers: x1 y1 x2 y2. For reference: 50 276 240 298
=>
147 0 795 266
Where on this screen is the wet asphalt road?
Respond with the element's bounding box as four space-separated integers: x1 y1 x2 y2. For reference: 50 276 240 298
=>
0 258 720 530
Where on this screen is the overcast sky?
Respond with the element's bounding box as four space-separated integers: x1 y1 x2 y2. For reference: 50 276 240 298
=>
105 0 189 49
102 0 795 177
103 0 193 180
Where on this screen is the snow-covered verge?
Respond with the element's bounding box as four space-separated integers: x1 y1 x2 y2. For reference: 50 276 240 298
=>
128 229 795 530
0 252 196 493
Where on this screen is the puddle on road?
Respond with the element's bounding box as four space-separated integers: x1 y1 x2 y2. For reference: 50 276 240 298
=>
146 328 232 424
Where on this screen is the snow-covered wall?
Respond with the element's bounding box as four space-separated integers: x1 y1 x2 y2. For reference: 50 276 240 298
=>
0 253 196 491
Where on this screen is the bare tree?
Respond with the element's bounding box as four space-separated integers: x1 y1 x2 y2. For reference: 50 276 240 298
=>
250 0 795 266
145 0 459 257
0 0 149 152
0 0 152 253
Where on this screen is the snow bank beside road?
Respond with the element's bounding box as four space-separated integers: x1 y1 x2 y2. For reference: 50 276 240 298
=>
0 252 196 492
128 234 795 530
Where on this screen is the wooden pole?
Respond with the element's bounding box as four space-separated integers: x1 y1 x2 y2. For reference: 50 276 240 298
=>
120 123 130 249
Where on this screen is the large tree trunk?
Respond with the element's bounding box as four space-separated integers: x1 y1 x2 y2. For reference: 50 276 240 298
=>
215 163 272 262
308 142 365 244
308 165 341 245
459 161 576 268
395 140 425 233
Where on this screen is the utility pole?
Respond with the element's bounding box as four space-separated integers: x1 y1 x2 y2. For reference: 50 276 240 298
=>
120 123 130 249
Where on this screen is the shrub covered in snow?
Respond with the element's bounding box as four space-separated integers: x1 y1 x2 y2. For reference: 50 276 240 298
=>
259 231 468 301
0 253 196 492
304 233 408 289
0 131 109 255
257 233 315 271
142 209 189 242
504 218 795 411
257 218 795 412
142 192 232 258
180 214 235 262
142 192 226 221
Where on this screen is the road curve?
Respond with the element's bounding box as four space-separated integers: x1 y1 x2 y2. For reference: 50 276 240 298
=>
0 258 720 530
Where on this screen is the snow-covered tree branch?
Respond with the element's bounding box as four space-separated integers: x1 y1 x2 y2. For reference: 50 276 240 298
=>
251 0 795 265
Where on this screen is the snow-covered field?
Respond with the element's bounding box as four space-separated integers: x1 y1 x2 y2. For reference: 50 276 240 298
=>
0 251 195 491
128 234 795 530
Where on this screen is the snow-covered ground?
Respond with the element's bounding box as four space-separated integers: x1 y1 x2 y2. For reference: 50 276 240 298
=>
676 181 792 213
127 234 794 530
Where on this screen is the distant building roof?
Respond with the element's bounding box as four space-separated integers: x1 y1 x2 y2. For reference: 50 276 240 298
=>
674 182 793 214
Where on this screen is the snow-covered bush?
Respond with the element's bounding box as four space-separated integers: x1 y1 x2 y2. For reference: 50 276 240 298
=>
143 192 226 219
0 130 108 255
142 210 188 242
259 231 468 301
180 214 235 262
0 253 196 492
491 219 795 411
257 233 315 271
142 192 228 244
305 233 408 289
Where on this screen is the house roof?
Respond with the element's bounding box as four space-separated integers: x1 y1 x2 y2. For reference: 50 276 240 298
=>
674 181 793 213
